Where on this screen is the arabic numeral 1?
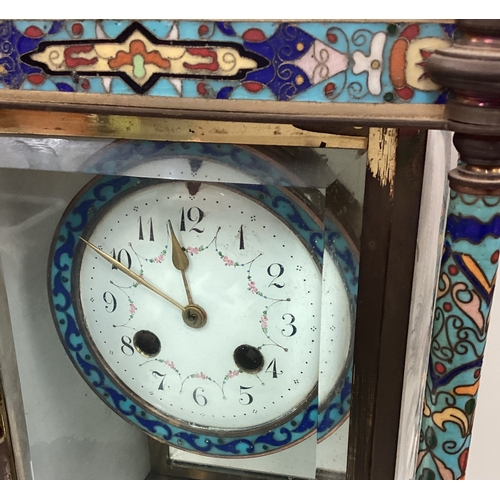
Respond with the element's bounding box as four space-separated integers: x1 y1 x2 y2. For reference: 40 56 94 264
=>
138 216 154 241
238 224 245 250
180 207 205 233
111 248 132 270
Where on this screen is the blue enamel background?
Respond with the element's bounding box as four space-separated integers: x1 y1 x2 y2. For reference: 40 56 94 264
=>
0 20 454 104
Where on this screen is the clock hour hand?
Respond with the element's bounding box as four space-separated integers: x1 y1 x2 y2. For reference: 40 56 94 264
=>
79 237 207 329
168 220 194 305
79 237 186 312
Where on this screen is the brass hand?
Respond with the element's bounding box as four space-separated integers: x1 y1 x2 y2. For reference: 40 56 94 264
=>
80 237 207 329
168 220 194 305
79 237 186 312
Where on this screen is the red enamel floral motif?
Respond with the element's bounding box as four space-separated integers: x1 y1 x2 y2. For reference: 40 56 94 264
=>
242 82 263 93
242 28 266 42
109 40 171 70
435 362 446 374
64 45 97 68
417 49 433 81
183 48 218 72
24 25 44 38
492 250 499 264
71 23 84 36
324 82 336 98
27 74 46 85
198 24 209 36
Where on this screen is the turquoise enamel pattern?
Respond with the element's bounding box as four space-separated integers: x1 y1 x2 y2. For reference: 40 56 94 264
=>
0 20 454 104
416 190 500 479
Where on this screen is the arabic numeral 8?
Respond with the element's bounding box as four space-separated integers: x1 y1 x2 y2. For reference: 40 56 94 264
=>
121 336 134 356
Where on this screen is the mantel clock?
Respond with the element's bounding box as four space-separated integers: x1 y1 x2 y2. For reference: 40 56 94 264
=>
0 19 500 481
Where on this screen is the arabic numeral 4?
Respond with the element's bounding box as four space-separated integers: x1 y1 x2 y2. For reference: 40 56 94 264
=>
265 358 282 378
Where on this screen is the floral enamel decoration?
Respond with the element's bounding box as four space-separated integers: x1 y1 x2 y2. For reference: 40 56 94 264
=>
352 32 386 95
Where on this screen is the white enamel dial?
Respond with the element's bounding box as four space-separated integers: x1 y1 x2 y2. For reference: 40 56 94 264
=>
76 181 322 433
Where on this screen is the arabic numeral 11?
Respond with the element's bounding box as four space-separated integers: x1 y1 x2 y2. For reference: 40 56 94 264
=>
138 216 154 241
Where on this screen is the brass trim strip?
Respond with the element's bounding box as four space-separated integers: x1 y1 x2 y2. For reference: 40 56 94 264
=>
0 108 368 149
0 386 16 479
0 90 447 129
367 128 399 198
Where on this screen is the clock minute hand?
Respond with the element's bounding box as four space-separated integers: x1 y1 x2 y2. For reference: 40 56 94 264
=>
79 237 186 313
168 220 194 305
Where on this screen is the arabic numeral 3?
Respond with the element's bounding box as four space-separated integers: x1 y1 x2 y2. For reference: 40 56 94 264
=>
281 313 297 337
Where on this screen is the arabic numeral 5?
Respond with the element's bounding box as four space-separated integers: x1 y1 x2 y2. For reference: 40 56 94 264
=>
239 386 254 405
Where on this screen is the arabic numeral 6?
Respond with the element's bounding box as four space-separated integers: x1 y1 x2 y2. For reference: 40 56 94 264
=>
193 387 208 406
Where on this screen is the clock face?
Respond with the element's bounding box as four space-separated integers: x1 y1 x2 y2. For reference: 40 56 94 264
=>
75 180 321 433
48 144 358 457
50 175 337 456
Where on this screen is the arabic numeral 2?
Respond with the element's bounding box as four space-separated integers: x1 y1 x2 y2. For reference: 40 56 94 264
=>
180 207 204 233
267 263 285 288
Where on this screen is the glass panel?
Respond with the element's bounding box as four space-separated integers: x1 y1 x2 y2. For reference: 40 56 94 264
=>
0 137 366 479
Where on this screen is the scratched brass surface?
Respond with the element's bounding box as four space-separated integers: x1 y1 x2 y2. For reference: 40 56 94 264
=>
0 108 368 149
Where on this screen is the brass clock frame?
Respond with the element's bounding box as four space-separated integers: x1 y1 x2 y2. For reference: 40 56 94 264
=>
2 18 500 480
